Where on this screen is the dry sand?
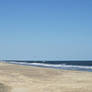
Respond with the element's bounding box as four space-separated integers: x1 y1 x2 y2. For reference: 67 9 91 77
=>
0 62 92 92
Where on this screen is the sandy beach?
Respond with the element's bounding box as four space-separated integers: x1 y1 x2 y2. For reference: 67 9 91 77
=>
0 62 92 92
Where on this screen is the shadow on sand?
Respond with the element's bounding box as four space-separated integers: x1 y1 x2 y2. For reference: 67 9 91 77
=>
0 83 10 92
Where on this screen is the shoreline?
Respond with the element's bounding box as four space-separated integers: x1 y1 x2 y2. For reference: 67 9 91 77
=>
0 62 92 92
4 61 92 72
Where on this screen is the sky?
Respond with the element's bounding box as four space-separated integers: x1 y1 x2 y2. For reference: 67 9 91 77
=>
0 0 92 60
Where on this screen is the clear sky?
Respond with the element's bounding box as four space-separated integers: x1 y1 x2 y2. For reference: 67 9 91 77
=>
0 0 92 60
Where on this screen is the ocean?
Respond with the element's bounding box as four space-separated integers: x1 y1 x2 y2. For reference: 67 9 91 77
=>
4 60 92 72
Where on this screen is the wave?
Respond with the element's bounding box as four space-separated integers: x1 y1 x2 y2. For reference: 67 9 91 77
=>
9 61 92 72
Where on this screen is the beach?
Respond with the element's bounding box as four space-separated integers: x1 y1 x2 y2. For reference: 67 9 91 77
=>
0 62 92 92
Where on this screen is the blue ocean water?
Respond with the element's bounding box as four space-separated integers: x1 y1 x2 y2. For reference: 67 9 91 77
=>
4 60 92 72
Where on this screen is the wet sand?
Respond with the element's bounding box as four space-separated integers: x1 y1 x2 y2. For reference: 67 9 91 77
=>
0 62 92 92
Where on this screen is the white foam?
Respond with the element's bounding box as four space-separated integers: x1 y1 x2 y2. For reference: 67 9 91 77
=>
10 62 92 70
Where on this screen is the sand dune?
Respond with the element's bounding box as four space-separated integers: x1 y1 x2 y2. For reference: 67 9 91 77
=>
0 62 92 92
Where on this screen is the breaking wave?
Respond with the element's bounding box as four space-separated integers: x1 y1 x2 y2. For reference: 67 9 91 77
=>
9 61 92 72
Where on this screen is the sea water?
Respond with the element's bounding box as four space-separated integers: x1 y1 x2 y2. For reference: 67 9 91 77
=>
4 60 92 72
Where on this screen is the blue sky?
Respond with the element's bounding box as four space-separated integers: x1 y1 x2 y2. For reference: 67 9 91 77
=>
0 0 92 60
